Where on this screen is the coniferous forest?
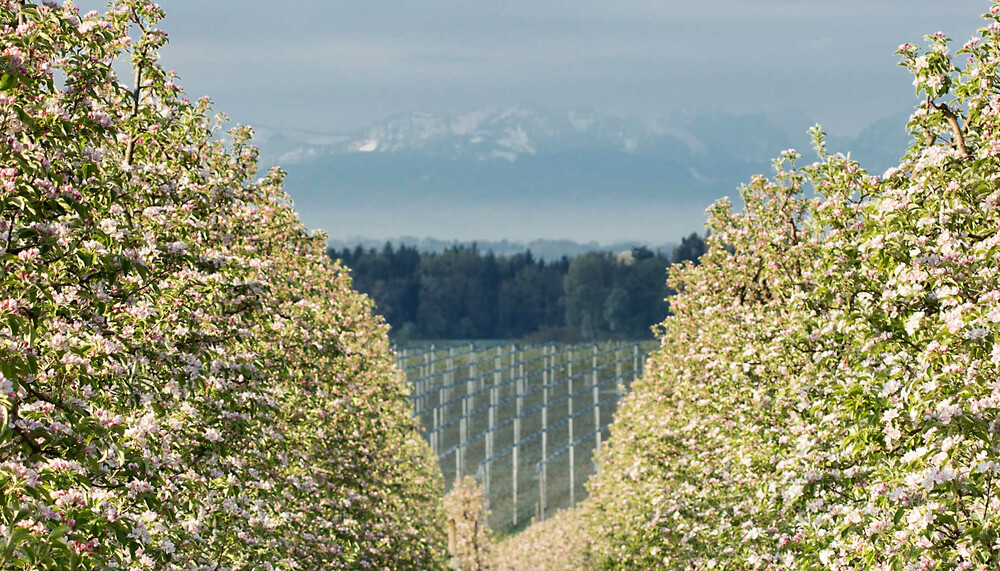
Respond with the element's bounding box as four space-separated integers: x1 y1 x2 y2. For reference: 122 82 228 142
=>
330 233 707 341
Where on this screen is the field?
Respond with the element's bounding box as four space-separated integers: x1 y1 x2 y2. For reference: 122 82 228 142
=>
396 341 656 533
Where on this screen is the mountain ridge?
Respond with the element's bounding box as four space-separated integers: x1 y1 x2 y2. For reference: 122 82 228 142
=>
254 106 915 243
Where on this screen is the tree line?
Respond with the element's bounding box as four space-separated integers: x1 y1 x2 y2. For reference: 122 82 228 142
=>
329 233 707 341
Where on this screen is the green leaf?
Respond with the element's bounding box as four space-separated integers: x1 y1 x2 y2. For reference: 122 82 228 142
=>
0 73 13 91
54 197 73 214
893 506 905 525
76 251 93 267
5 524 30 550
47 525 70 541
21 543 36 565
71 199 91 218
13 107 35 130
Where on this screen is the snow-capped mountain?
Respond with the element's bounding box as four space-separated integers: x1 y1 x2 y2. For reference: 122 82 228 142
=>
250 106 912 243
255 106 753 165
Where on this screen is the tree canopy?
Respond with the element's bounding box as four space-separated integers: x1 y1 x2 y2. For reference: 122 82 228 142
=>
497 2 1000 568
332 237 706 342
0 2 445 568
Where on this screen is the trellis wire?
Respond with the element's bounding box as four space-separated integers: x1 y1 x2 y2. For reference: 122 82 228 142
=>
396 341 650 530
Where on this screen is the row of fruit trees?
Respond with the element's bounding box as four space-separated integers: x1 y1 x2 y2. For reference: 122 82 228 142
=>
398 341 652 532
0 3 446 569
491 4 1000 568
7 0 1000 569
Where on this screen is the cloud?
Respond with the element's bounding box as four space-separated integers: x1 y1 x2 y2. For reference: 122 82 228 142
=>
76 0 986 135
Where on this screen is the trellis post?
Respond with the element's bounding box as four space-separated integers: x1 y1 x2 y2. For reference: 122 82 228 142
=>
447 346 454 402
593 344 601 454
510 344 515 377
513 362 523 527
540 345 551 520
568 347 575 506
429 344 436 415
485 346 501 510
616 346 622 395
421 351 430 413
633 343 640 382
462 344 475 479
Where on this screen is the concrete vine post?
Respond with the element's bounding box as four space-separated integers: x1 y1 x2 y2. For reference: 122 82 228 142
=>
593 343 601 455
447 346 455 402
633 343 640 386
568 347 575 506
430 344 438 454
540 345 551 521
513 363 524 528
616 346 622 393
462 346 475 479
422 351 430 412
486 346 501 510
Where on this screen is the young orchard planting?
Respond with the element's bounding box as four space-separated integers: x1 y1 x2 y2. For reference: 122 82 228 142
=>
400 341 654 539
0 2 445 569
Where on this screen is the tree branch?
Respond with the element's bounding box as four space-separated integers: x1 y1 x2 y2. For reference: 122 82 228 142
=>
124 65 142 165
933 102 968 156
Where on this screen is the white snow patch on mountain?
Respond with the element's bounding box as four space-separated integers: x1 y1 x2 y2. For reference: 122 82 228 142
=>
276 147 324 164
497 126 535 156
486 150 519 162
450 110 491 136
567 111 596 132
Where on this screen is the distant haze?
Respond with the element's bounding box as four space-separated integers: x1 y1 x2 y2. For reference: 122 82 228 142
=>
255 106 912 243
76 0 986 242
79 0 984 135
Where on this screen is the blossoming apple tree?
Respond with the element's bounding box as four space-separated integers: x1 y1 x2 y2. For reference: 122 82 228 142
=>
0 1 446 569
578 2 1000 569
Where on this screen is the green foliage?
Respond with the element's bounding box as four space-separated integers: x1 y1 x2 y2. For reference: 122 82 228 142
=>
0 2 446 568
508 2 1000 569
587 11 1000 571
444 476 494 570
490 507 590 570
334 242 705 341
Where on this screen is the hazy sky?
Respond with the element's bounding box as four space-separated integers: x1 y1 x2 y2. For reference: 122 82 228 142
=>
68 1 991 244
79 0 984 136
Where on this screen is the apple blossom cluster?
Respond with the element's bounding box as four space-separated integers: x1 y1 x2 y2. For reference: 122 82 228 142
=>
0 2 446 569
489 507 590 570
442 476 493 571
503 2 1000 569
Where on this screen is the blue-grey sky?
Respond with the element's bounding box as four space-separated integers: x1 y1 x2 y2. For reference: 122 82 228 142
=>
80 0 984 136
70 1 990 244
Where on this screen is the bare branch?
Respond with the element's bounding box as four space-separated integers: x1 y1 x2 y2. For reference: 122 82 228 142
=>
933 102 968 156
124 65 142 165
